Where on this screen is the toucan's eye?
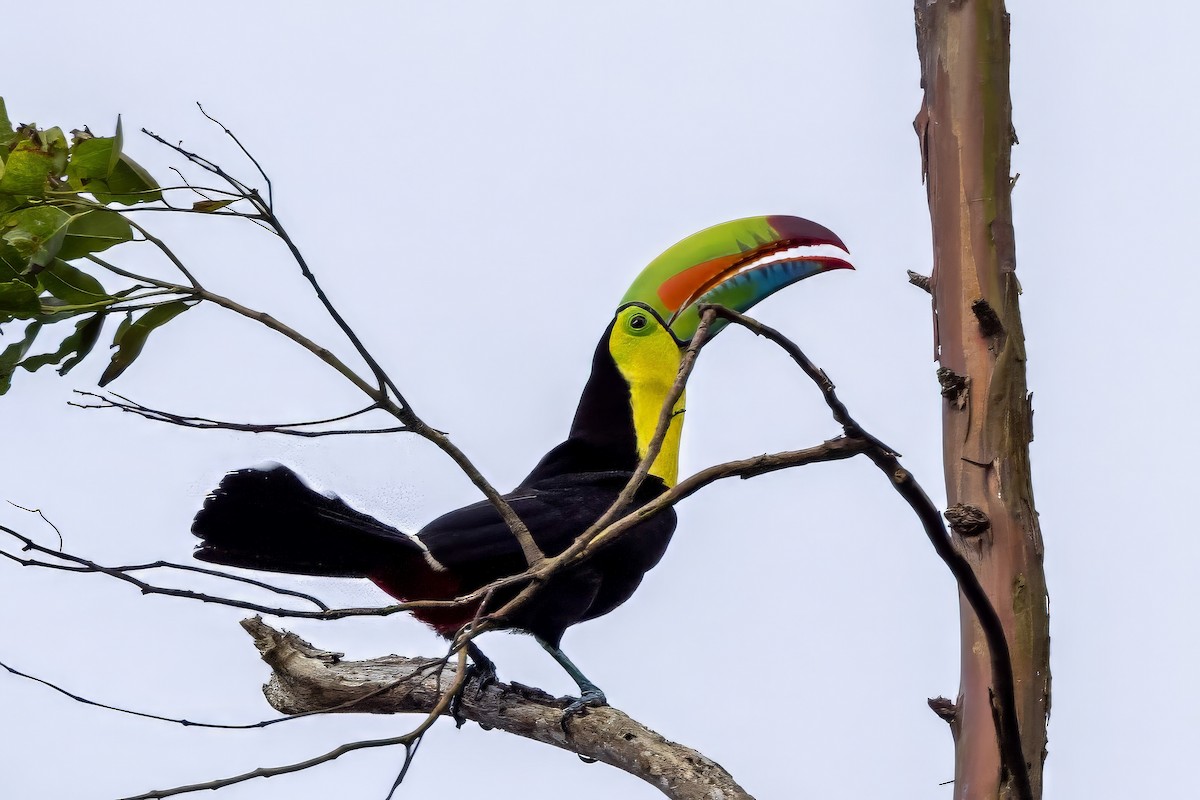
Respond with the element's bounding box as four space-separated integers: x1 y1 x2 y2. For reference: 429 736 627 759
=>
629 314 648 330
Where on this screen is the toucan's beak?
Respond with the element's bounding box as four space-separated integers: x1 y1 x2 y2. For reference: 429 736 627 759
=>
620 215 853 343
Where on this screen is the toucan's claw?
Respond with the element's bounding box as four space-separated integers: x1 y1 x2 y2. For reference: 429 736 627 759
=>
450 644 499 729
559 687 608 733
466 642 498 693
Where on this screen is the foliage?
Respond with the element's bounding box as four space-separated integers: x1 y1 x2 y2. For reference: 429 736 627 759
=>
0 98 196 394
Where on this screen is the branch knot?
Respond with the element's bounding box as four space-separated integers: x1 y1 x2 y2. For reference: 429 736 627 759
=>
943 503 991 537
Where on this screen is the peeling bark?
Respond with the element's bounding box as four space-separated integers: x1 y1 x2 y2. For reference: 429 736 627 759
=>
240 618 753 800
913 2 1051 798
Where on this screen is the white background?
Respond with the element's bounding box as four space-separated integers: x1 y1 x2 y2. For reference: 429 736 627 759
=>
2 2 1195 798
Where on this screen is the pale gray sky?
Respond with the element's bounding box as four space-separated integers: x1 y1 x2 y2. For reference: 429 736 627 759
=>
2 2 1195 798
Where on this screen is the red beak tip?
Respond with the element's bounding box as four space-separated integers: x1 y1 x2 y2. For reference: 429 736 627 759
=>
767 215 850 255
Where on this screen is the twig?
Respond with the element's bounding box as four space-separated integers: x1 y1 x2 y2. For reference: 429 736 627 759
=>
140 129 255 198
0 657 420 730
118 637 469 800
196 103 274 210
0 524 409 619
140 122 542 568
107 561 331 610
5 502 64 550
460 308 717 638
707 304 1032 800
383 735 424 800
118 733 418 800
121 215 204 289
585 307 715 547
71 392 405 438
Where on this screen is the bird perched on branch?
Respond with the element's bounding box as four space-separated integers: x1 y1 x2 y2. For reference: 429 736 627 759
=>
191 215 851 716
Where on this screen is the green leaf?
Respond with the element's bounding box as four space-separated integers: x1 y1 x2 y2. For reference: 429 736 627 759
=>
110 311 133 347
41 127 69 174
2 205 72 267
0 138 57 195
57 313 104 375
0 239 27 281
57 209 132 260
0 320 42 394
99 300 191 386
0 98 14 146
40 258 110 305
90 154 162 205
67 136 118 182
192 199 235 213
0 280 41 318
111 116 125 176
20 313 104 375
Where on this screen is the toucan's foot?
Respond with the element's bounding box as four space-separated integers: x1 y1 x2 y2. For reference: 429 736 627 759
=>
559 686 607 733
450 643 499 729
465 642 497 693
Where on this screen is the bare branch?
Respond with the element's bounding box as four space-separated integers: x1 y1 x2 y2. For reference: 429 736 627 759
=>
116 628 466 800
907 269 932 293
138 124 541 569
5 502 64 550
70 392 405 438
0 524 430 620
232 619 753 800
0 657 415 730
121 215 204 289
141 128 256 198
707 304 1032 800
587 308 714 547
118 733 416 800
195 103 274 209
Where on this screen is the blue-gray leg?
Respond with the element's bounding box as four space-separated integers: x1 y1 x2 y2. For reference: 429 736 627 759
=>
536 637 607 729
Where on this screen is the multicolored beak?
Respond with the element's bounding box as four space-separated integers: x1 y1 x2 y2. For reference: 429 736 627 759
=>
620 215 853 343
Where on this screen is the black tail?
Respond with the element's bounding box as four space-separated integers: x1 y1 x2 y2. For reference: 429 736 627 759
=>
191 465 420 577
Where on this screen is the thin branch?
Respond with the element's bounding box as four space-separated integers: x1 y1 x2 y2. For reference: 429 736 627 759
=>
0 503 326 609
5 502 64 550
0 657 420 730
117 640 467 800
46 184 245 199
84 392 379 428
0 433 867 626
463 308 715 637
141 129 255 198
142 119 542 568
86 122 543 572
120 215 203 289
108 561 331 611
0 528 427 620
571 437 869 567
118 733 417 800
71 392 404 438
383 735 424 800
85 253 188 289
707 304 1032 800
196 103 274 210
585 308 714 548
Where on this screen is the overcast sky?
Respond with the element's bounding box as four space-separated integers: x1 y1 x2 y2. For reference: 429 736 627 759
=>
3 2 1196 798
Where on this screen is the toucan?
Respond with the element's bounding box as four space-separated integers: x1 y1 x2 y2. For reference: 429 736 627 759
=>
191 215 851 714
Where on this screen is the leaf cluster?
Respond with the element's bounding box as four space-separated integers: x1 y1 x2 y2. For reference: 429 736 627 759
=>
0 98 185 393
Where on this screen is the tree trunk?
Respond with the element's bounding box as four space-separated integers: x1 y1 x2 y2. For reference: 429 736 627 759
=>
913 2 1051 798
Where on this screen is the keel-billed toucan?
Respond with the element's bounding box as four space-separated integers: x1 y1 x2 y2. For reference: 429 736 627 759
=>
191 215 851 713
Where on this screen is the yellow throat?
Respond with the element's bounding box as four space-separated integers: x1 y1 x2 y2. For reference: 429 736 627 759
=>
608 305 686 487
